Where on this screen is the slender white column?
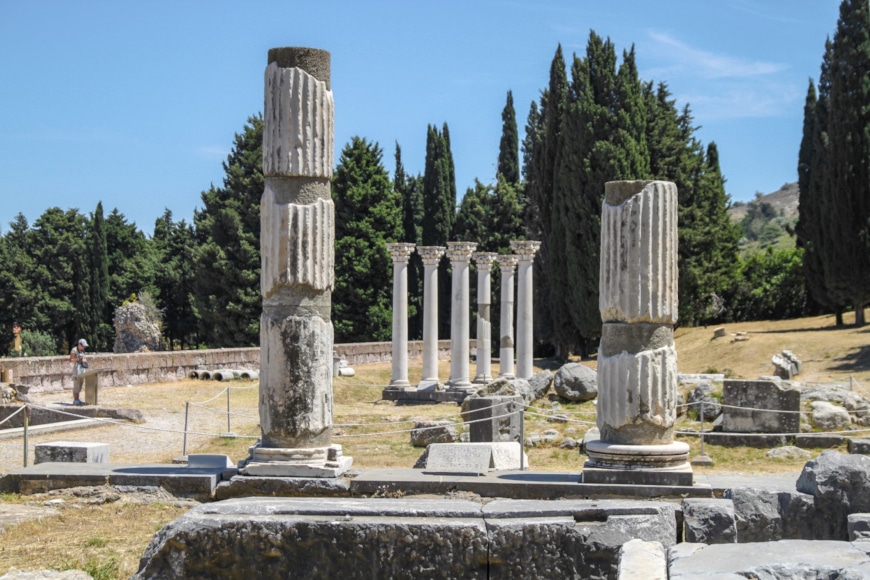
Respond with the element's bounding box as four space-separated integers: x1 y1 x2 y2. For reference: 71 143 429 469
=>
417 246 445 387
511 241 541 380
446 241 477 390
495 254 519 379
386 243 415 388
472 252 497 383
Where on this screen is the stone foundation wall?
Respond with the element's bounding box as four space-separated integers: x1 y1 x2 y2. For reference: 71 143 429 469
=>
0 340 470 393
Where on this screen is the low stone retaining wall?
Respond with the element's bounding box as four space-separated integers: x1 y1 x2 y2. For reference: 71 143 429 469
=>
0 340 470 393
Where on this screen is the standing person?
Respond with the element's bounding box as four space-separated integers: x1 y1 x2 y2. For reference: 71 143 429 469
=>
69 338 88 405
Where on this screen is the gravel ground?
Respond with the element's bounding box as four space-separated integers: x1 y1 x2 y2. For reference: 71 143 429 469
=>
0 381 261 474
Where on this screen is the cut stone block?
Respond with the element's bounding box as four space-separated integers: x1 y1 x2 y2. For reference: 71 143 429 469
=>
849 514 870 541
466 396 522 443
850 439 870 455
34 441 109 464
423 442 527 474
682 498 737 544
186 454 235 469
722 378 800 434
618 539 667 580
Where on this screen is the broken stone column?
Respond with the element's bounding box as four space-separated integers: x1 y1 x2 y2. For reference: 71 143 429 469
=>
510 241 541 380
583 180 690 486
472 252 497 384
446 241 477 390
417 246 445 389
495 254 518 379
386 242 415 389
243 47 351 477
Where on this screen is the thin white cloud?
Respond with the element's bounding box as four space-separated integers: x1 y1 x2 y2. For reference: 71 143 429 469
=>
197 145 229 161
680 83 802 120
648 31 788 79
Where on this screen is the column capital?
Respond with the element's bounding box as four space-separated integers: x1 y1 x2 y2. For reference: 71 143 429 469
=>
445 241 477 263
385 242 415 263
510 240 541 262
495 254 519 273
472 252 498 271
416 245 446 266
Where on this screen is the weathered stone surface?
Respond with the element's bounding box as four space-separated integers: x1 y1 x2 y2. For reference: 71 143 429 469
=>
580 427 600 454
794 434 846 448
722 378 800 433
527 370 553 400
850 514 870 541
725 487 782 542
617 539 667 580
113 301 164 353
0 571 93 579
851 439 870 455
559 437 579 450
766 445 812 460
553 363 598 402
410 420 457 447
465 396 522 443
688 382 721 421
702 432 791 448
133 498 489 579
461 378 530 418
422 443 527 473
484 499 677 580
811 400 852 430
682 498 737 544
213 475 351 500
599 180 678 325
34 442 109 465
777 490 817 540
0 503 60 532
796 451 870 539
803 385 870 423
668 540 870 579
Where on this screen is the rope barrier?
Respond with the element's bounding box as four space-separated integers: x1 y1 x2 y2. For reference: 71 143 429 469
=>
187 387 230 405
0 405 26 427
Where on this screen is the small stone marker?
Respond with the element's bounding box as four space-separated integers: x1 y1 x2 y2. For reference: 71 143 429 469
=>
34 441 109 464
423 442 527 474
187 454 235 469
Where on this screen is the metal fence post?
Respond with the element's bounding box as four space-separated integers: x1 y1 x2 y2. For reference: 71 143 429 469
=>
182 401 190 457
23 405 29 467
226 388 231 434
699 400 706 458
519 403 525 471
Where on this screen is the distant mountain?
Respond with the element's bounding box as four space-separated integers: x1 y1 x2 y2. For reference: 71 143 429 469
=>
728 182 799 222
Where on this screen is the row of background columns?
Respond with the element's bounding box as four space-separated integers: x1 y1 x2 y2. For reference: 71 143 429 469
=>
385 241 539 389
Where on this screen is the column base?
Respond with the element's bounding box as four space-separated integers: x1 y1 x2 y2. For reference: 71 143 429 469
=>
473 374 494 384
416 379 443 391
387 379 411 389
582 440 692 486
447 380 475 392
240 444 353 478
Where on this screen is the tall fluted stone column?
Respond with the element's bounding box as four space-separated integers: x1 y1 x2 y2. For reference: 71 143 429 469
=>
386 243 415 389
472 252 497 384
510 241 540 380
495 254 518 379
243 47 351 478
584 180 691 486
446 241 477 390
417 246 445 389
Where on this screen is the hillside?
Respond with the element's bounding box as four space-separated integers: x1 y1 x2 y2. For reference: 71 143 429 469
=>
728 181 799 222
673 308 870 385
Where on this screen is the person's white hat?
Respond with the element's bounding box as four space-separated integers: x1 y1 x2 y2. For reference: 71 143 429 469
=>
78 338 88 347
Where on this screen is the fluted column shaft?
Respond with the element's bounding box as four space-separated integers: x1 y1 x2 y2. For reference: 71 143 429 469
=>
473 252 497 383
496 255 518 379
417 246 445 385
446 241 477 389
511 241 541 380
386 243 415 388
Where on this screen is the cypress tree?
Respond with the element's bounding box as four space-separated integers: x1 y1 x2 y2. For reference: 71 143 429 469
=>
395 143 425 339
86 201 111 351
153 209 198 349
820 0 870 325
497 90 520 184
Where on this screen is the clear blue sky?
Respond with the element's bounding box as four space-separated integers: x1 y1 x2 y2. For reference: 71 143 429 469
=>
0 0 842 235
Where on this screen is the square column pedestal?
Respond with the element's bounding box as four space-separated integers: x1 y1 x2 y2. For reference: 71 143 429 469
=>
243 444 352 478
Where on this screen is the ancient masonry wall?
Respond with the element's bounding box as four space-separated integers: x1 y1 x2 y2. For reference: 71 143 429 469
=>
0 340 469 393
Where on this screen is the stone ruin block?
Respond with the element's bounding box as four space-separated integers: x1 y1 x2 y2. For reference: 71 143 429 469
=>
682 498 737 544
466 396 522 443
34 441 109 464
722 378 800 434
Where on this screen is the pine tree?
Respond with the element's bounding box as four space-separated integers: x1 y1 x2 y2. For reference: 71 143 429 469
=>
332 136 403 342
497 90 520 184
105 209 156 314
192 115 263 346
820 0 870 325
0 215 39 347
